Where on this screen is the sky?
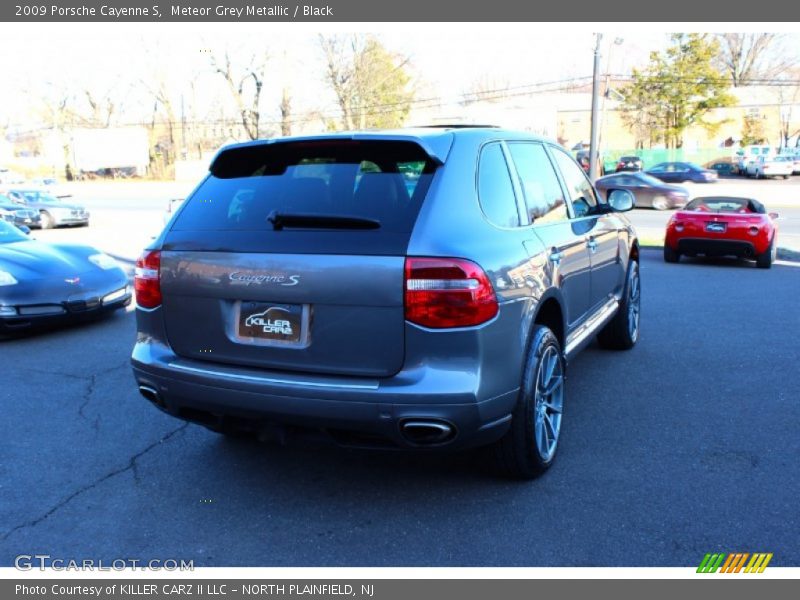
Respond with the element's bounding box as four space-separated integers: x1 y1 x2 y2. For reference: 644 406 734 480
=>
1 23 798 132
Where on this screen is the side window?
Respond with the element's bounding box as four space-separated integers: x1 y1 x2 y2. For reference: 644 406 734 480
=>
477 143 520 228
507 143 568 225
552 148 599 219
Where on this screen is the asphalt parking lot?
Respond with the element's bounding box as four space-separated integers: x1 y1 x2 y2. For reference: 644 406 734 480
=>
2 249 798 567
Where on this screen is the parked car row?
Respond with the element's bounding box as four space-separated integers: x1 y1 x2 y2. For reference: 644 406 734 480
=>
733 144 800 177
743 155 794 179
0 187 90 228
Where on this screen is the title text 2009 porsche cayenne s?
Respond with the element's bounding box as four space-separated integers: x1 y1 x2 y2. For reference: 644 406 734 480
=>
131 127 641 478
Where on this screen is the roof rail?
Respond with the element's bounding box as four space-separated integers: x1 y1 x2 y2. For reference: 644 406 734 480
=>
414 124 500 129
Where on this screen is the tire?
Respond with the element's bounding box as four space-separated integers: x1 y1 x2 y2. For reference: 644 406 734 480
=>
756 238 776 269
597 259 641 350
663 244 680 263
783 175 790 180
652 195 669 210
493 325 565 479
40 211 54 229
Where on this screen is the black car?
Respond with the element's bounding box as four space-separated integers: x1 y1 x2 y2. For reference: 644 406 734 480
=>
595 172 689 210
646 162 718 184
0 220 130 333
0 194 41 228
615 155 644 172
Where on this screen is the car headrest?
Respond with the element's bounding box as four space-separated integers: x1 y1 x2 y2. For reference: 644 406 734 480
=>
282 177 331 211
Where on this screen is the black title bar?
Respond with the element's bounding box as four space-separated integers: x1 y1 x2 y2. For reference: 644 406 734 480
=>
3 0 800 22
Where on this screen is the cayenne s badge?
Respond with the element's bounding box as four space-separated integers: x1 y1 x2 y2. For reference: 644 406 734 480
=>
228 272 300 286
65 277 80 284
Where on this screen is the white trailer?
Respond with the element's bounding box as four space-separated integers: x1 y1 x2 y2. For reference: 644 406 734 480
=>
70 127 149 177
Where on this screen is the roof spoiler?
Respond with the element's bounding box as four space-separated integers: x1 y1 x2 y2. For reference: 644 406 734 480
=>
209 132 454 175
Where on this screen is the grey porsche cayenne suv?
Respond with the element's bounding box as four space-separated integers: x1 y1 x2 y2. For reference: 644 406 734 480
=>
132 127 640 478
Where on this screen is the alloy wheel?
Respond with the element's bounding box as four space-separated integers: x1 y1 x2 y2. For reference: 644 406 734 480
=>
627 263 641 342
533 345 564 461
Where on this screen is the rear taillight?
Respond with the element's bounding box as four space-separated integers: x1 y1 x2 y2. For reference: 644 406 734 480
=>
134 250 161 309
404 257 498 328
617 161 625 169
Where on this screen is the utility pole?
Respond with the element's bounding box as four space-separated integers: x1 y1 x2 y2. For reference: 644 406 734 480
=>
589 33 602 180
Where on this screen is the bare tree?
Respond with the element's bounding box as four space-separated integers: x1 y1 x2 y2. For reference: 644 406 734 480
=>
143 78 178 149
460 74 511 106
320 34 413 130
280 87 292 136
210 48 268 140
716 33 798 86
83 91 116 127
774 68 800 147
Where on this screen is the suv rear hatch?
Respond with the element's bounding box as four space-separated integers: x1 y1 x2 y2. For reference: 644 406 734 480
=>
159 138 441 377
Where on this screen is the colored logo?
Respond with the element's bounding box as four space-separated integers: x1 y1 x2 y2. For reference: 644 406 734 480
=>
697 553 773 573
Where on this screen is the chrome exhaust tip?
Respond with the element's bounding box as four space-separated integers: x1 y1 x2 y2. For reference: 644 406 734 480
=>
138 385 164 408
400 420 455 445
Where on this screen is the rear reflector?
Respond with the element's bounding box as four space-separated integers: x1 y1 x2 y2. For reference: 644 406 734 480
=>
134 250 162 309
404 257 498 328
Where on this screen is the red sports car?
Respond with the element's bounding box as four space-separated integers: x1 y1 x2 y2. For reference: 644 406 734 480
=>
664 196 778 268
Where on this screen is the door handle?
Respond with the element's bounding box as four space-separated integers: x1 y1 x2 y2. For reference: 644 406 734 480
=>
549 250 563 264
587 238 598 253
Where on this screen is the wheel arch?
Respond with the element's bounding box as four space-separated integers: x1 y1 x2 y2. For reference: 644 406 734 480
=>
530 290 566 353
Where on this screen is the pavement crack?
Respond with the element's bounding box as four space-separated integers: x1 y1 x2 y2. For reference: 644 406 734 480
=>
0 422 189 542
17 360 130 384
78 374 98 421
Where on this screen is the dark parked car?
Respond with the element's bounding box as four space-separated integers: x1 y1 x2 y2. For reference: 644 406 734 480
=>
4 188 89 228
0 220 130 333
131 127 641 479
615 155 644 172
0 193 41 228
646 162 718 184
595 172 689 210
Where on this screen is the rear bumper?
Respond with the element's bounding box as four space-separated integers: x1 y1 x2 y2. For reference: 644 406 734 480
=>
131 337 518 451
0 293 131 332
674 237 759 258
54 217 90 226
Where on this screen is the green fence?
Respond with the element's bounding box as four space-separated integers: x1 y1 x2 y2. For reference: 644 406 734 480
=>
602 148 734 173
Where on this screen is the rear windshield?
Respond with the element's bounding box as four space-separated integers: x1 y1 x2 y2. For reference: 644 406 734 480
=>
176 140 431 222
168 140 436 255
685 197 765 213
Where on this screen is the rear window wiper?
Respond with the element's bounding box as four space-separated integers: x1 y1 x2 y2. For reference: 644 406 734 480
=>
267 211 380 231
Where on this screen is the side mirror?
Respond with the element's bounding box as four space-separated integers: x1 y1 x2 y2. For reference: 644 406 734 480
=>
769 212 779 220
607 189 635 212
17 225 31 235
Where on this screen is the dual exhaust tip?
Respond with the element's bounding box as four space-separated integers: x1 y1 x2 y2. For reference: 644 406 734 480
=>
400 420 456 445
138 385 165 409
